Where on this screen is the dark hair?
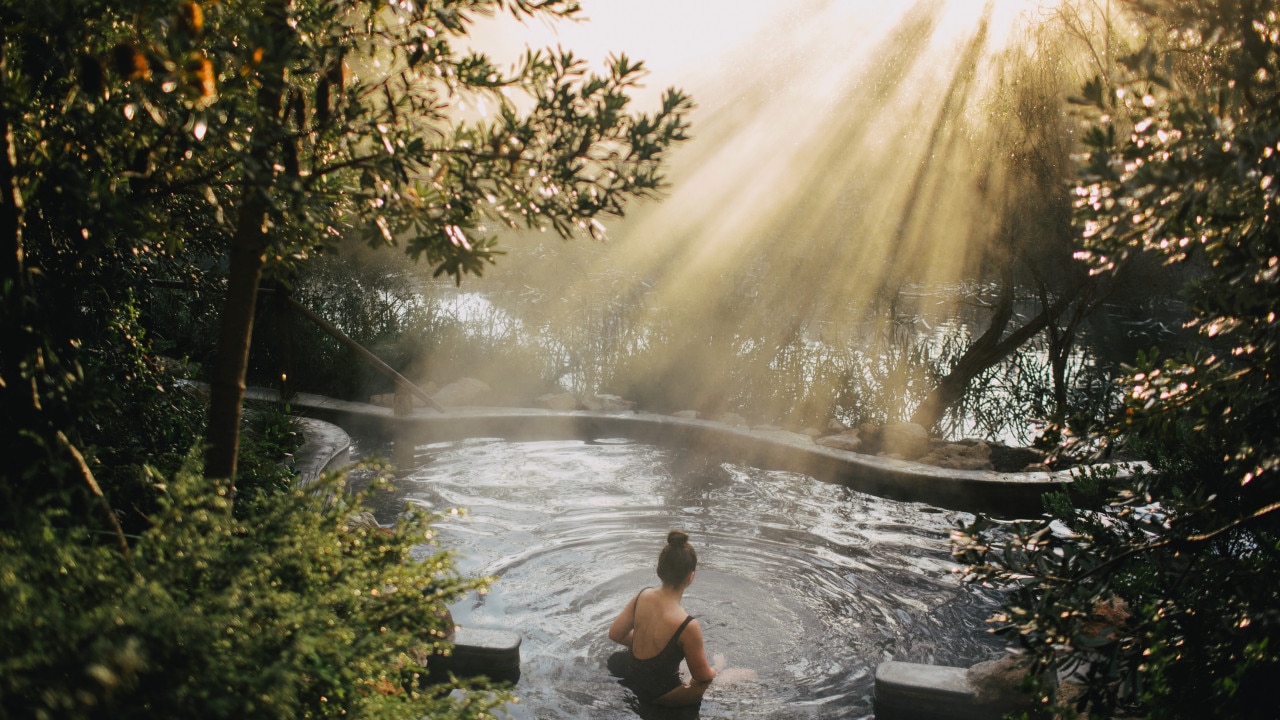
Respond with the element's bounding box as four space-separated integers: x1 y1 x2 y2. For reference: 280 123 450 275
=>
657 530 697 586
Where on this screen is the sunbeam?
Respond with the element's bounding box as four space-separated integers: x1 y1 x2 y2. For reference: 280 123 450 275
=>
460 0 1076 421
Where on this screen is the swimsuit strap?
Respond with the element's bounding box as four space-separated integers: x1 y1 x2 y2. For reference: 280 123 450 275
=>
630 587 651 613
631 589 694 644
669 615 695 646
633 587 694 644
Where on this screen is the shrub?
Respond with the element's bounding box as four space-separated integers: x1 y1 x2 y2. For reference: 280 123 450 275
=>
0 460 505 720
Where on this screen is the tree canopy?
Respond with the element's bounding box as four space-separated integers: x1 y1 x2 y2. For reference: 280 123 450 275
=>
1 0 690 487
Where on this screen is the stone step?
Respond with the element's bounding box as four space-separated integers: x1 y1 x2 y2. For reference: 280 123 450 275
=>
431 626 522 684
874 660 1035 720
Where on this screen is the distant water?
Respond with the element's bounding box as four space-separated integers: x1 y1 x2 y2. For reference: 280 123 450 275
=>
356 437 1005 719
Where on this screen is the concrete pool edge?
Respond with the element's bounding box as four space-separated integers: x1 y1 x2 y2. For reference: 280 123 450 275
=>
873 659 1047 720
263 387 1144 519
291 416 352 489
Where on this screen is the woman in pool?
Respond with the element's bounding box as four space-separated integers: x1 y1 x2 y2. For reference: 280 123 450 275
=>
608 530 717 706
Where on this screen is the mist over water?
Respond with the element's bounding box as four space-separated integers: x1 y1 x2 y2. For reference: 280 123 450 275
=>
323 8 1120 715
303 1 1151 442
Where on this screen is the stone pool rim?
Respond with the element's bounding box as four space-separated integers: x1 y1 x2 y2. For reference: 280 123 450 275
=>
259 388 1141 519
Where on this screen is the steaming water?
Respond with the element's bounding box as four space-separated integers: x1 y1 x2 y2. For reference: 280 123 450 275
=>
359 437 1005 719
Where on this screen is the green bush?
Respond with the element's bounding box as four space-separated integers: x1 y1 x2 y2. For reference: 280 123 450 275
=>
232 402 306 519
0 461 505 720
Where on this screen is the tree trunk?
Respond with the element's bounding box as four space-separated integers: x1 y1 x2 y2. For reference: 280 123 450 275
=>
1 41 32 423
909 269 1082 430
202 0 291 484
910 270 1016 429
0 43 23 286
1045 279 1103 422
203 190 269 482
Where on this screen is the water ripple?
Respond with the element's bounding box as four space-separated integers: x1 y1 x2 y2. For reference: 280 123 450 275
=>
357 438 1003 719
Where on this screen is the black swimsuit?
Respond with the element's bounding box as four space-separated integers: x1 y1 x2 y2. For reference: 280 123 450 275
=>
619 589 694 702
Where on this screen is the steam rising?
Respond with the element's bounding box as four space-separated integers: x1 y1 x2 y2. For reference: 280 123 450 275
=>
370 0 1095 430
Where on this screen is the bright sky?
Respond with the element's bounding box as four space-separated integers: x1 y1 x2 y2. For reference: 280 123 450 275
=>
470 0 1054 104
470 0 898 107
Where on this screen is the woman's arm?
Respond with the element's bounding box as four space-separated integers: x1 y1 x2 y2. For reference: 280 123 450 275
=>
681 620 717 684
608 593 638 646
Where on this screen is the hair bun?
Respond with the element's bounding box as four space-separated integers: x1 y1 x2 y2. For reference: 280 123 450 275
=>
667 530 689 547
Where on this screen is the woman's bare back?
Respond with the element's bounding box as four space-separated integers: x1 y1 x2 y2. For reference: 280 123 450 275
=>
630 588 693 659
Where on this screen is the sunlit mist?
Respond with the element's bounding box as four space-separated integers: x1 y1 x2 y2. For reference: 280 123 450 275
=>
418 0 1096 430
595 0 1062 304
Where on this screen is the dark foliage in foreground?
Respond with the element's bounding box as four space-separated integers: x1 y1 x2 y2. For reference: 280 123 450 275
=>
0 463 502 719
955 2 1280 718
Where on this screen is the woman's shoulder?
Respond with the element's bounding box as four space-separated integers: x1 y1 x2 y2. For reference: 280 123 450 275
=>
679 614 701 634
676 615 703 647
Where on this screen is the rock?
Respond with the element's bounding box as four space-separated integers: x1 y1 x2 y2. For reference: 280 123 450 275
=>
801 427 824 438
857 423 883 452
342 511 393 537
818 430 863 452
476 391 523 408
967 655 1038 713
714 412 749 428
433 377 491 407
826 417 851 432
919 440 994 471
582 393 635 412
672 410 700 419
535 392 580 411
989 443 1049 472
752 428 814 447
369 392 432 409
880 422 931 460
392 391 414 416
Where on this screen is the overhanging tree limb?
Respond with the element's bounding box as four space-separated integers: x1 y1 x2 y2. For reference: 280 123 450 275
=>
280 294 445 412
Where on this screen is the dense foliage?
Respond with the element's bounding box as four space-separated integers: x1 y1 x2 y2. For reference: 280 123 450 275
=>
1 0 690 717
955 1 1280 717
0 0 692 480
1 464 499 720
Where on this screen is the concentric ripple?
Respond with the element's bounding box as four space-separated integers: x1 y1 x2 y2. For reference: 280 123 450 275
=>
356 437 1004 719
